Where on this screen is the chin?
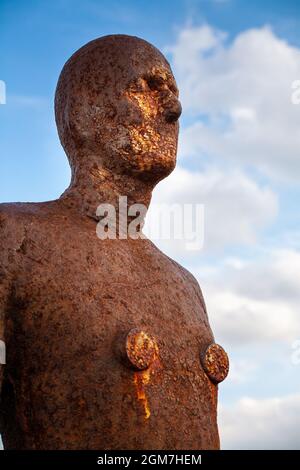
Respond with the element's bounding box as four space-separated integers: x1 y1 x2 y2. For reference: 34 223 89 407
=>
132 153 176 182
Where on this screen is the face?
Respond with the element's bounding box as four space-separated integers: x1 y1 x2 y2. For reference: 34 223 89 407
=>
95 61 182 182
113 65 182 181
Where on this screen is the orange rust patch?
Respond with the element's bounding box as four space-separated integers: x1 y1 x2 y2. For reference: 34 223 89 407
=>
202 343 229 384
133 368 151 420
126 329 158 370
126 329 160 420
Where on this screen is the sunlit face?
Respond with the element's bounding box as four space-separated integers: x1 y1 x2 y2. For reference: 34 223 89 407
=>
99 64 182 181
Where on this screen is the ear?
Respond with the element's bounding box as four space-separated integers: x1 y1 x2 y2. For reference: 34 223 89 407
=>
65 96 94 145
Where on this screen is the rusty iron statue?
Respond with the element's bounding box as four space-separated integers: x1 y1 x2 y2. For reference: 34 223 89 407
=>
0 35 229 449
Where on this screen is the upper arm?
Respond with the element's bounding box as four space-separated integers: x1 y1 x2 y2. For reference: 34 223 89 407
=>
0 276 7 432
0 215 9 391
0 264 10 386
0 204 29 389
0 278 7 378
0 206 20 390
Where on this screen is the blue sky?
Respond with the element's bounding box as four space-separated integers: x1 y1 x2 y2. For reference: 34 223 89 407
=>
1 0 300 203
1 0 300 449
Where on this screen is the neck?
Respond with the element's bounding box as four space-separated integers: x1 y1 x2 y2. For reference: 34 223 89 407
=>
59 159 154 224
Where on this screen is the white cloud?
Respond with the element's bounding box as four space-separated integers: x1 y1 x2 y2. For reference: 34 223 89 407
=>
169 25 300 182
153 22 300 453
219 394 300 449
146 165 277 255
193 249 300 345
227 358 258 385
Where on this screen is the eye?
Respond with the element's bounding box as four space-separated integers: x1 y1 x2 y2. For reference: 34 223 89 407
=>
146 75 178 98
146 75 166 91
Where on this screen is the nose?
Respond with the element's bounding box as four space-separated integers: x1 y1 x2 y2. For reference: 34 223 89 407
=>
164 97 182 123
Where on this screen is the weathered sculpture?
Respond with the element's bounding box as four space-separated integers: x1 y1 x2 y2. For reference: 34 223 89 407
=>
0 35 229 450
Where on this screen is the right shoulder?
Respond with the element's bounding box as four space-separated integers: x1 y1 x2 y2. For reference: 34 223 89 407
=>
0 201 28 235
0 201 37 219
0 203 34 257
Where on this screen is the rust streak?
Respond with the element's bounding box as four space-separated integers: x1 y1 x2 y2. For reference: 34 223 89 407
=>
133 368 151 420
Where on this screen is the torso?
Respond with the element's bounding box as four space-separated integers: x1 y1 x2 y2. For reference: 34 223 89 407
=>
1 201 219 449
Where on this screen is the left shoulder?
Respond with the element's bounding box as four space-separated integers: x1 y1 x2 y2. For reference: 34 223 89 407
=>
144 238 209 315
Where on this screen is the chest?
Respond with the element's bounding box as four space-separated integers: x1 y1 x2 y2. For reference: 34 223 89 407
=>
8 231 206 363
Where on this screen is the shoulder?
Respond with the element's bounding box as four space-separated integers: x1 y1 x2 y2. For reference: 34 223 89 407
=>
0 202 25 238
148 239 200 286
0 200 60 229
0 202 35 247
0 201 41 220
145 238 208 314
0 201 55 259
169 258 209 319
0 201 48 220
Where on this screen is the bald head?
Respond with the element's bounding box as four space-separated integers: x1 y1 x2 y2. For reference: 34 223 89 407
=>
55 35 181 182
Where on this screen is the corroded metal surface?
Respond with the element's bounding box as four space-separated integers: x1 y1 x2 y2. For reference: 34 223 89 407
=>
0 34 229 450
201 344 229 384
125 329 158 371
